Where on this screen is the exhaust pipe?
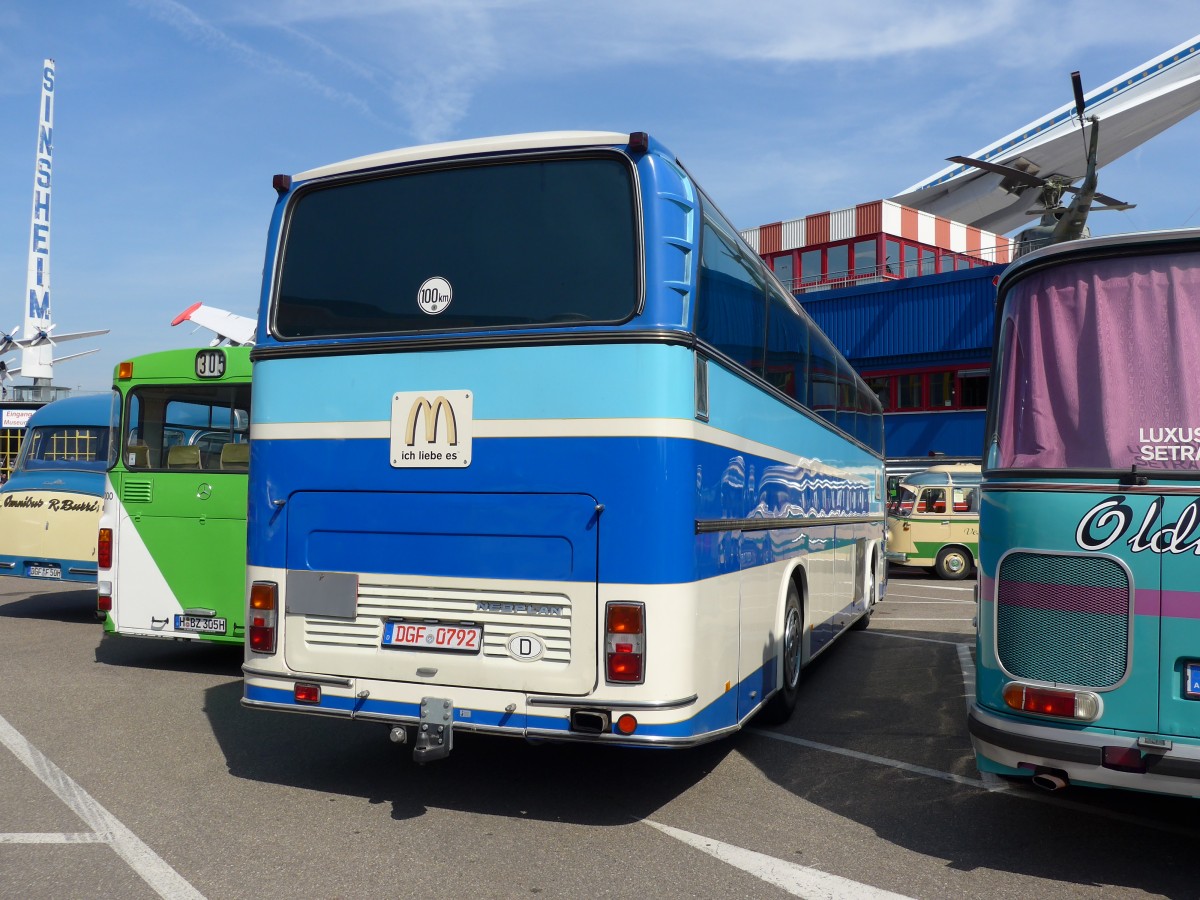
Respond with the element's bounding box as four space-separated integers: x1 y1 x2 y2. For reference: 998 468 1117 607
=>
1030 767 1069 792
569 708 611 735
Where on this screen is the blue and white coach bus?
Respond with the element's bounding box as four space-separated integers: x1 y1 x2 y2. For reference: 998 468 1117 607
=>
971 229 1200 797
0 393 110 583
242 131 886 760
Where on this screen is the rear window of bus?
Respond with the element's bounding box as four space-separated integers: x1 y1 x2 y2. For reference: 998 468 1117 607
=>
273 154 639 338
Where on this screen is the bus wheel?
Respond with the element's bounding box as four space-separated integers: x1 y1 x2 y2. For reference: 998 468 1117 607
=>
758 581 802 725
851 550 877 630
935 546 972 580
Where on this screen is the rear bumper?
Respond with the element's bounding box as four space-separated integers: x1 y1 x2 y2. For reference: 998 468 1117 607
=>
243 664 739 749
0 555 97 583
969 703 1200 797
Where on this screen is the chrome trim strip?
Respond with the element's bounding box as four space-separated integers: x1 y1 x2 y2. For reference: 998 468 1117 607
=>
696 514 883 534
241 664 352 688
527 693 698 710
0 562 15 569
67 567 96 575
984 481 1200 495
522 725 738 748
250 328 695 362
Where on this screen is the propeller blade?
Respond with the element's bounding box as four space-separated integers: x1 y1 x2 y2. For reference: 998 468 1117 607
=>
1056 184 1134 208
1071 70 1087 122
946 156 1046 188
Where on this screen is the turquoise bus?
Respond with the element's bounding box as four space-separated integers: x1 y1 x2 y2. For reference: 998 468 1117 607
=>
971 228 1200 797
0 393 111 583
98 347 251 643
241 131 886 761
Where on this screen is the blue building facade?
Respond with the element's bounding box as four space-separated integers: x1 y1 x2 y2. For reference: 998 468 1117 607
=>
798 264 1005 461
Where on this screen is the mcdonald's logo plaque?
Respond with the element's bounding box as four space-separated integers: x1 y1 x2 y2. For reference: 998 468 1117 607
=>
389 390 472 468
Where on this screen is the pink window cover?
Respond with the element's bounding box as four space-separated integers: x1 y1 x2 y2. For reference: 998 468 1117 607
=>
995 251 1200 470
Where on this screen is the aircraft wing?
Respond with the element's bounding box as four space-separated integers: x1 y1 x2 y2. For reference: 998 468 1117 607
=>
891 34 1200 233
171 302 257 346
31 328 109 345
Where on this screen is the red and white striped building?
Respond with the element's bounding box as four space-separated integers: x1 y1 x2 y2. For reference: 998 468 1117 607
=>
740 199 1012 293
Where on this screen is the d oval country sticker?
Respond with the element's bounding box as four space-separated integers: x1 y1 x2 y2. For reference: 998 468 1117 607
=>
506 633 545 662
417 276 453 315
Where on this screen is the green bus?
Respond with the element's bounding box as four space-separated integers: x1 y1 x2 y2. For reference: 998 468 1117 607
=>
97 346 251 643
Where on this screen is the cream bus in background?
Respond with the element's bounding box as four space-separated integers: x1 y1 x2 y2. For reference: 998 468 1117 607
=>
886 463 981 579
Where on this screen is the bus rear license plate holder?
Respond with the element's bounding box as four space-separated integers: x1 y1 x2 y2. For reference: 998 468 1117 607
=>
382 620 482 654
174 614 228 635
28 564 60 579
1185 662 1200 700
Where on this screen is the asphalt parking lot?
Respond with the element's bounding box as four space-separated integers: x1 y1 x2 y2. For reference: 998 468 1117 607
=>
1 569 1196 899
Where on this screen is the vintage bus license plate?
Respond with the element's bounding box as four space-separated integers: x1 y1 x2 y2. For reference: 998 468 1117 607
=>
383 621 482 653
28 564 61 579
174 614 227 635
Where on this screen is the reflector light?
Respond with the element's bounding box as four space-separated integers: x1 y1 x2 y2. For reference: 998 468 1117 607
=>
1102 746 1146 773
117 361 133 380
1002 682 1101 721
97 594 112 612
98 528 113 569
616 714 638 735
294 683 321 704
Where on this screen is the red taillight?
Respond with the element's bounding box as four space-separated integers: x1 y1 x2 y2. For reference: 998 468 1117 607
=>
98 528 112 569
616 714 638 735
606 602 645 683
97 593 112 612
294 683 320 704
248 581 278 654
1003 682 1101 720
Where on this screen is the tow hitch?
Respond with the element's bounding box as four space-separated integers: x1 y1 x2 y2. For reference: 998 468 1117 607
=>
413 696 454 762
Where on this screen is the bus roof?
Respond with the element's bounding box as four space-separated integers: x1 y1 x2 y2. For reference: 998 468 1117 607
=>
113 346 252 382
902 463 982 487
25 393 111 427
999 227 1200 296
295 131 632 182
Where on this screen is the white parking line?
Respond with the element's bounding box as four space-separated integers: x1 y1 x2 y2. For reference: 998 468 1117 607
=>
748 728 987 789
861 630 963 647
883 602 974 609
0 710 206 899
782 630 1200 839
643 819 915 899
874 617 972 622
0 832 107 843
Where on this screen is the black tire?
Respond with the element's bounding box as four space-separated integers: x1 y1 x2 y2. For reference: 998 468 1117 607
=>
758 580 802 725
851 550 879 630
935 545 973 580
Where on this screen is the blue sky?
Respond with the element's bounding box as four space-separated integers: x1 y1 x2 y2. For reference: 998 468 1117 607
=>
0 1 1198 391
